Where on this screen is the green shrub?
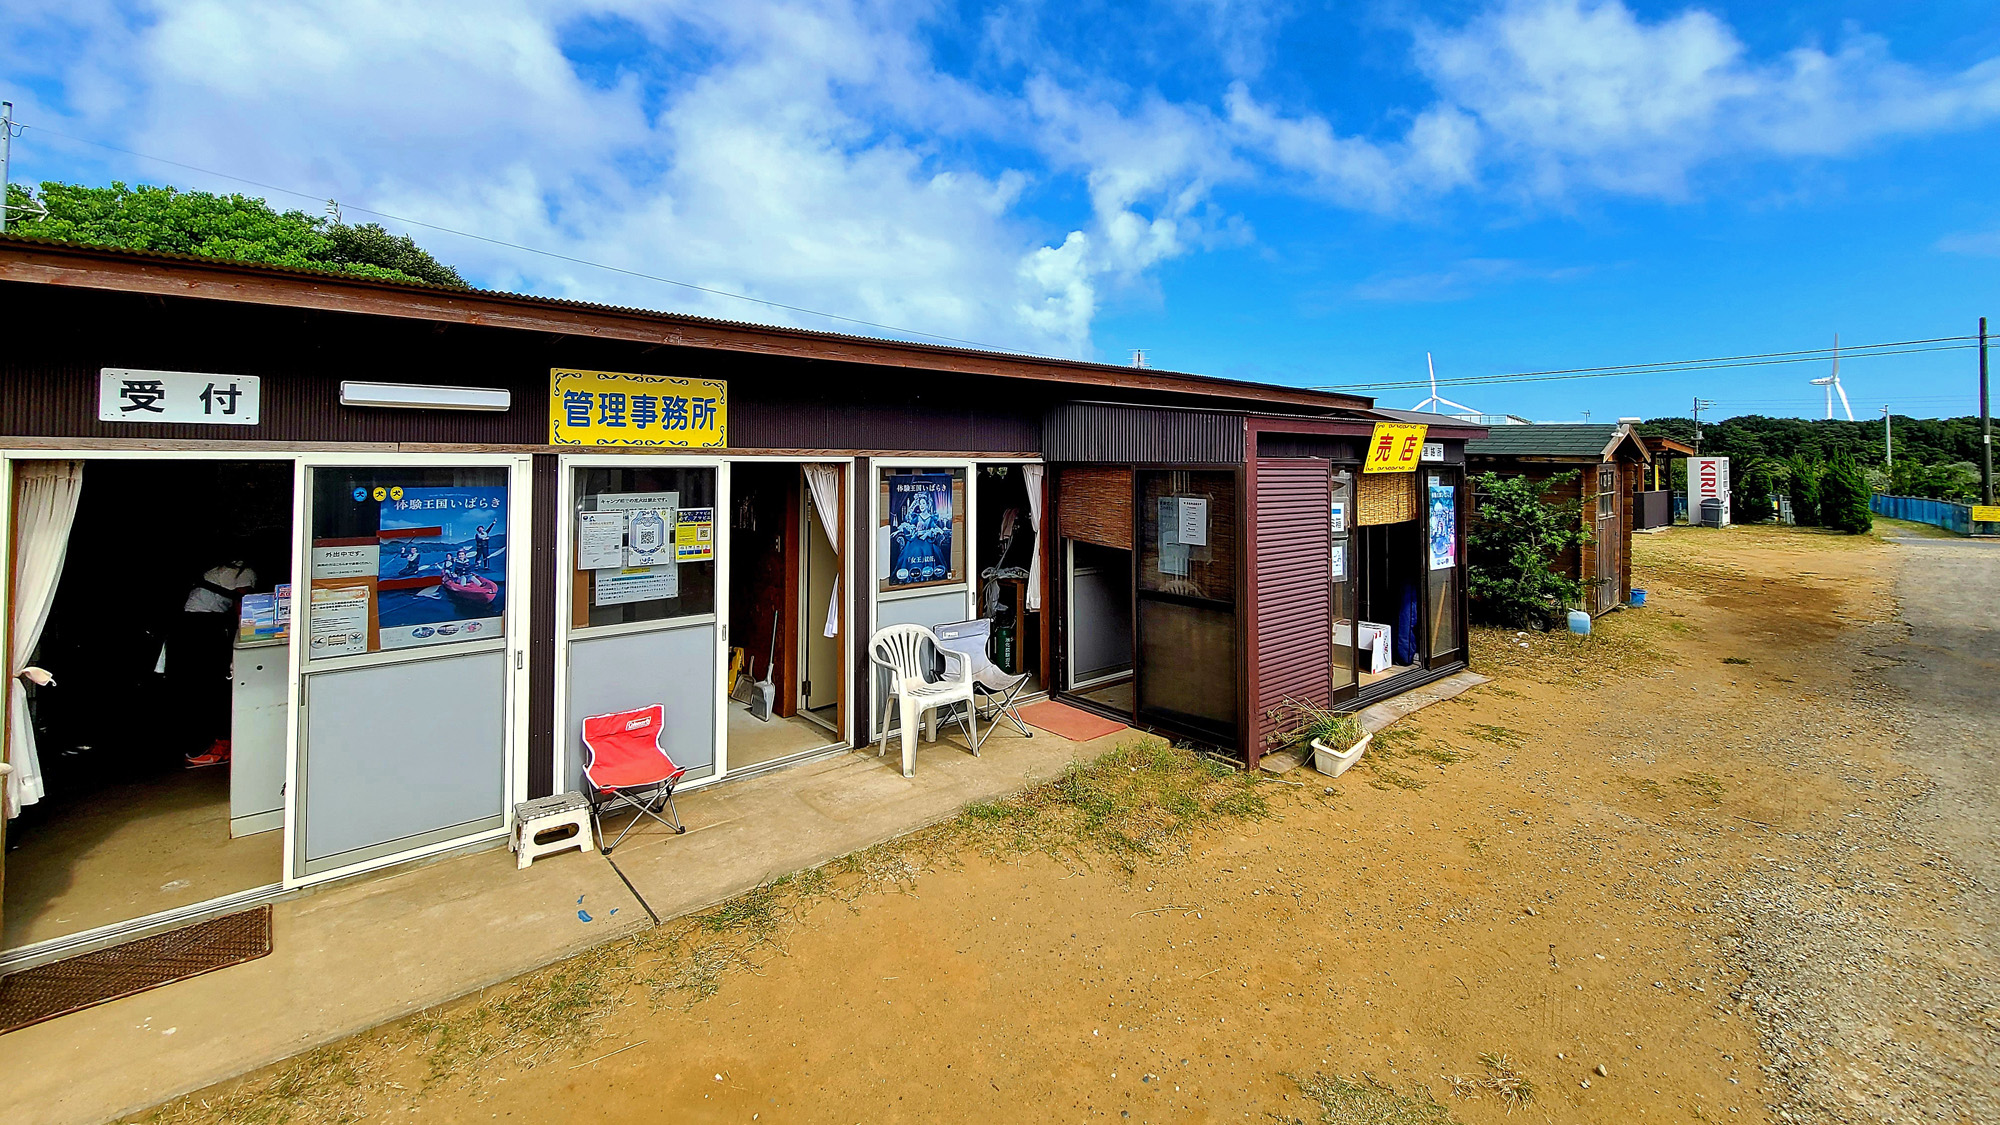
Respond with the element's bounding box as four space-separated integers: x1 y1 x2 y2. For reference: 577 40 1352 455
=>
1785 454 1822 526
1821 450 1873 533
1468 470 1589 629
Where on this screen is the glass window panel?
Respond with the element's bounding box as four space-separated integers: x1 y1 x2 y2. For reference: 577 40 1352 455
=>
1136 598 1237 732
1427 472 1462 658
1138 470 1236 603
878 467 967 593
308 466 508 660
572 466 716 628
1330 470 1356 693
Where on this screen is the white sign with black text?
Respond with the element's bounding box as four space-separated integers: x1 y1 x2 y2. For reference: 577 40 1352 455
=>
99 369 261 425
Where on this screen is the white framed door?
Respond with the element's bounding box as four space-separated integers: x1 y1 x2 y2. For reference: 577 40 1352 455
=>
867 458 979 744
286 453 532 888
552 454 729 794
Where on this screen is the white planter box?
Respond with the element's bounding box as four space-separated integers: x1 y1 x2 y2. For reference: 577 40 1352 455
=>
1310 732 1373 778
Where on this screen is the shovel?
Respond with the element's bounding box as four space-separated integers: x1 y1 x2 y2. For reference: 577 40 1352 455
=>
748 611 779 722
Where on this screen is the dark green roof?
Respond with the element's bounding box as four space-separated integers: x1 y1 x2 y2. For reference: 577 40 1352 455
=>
1465 424 1647 460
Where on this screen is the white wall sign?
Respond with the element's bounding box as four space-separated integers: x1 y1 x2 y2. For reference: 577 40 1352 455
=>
1690 456 1732 526
1421 442 1445 462
99 368 261 425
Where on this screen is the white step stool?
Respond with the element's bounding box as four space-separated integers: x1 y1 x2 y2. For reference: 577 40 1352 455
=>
512 792 593 869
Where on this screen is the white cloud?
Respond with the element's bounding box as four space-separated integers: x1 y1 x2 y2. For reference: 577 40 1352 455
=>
1415 0 2000 199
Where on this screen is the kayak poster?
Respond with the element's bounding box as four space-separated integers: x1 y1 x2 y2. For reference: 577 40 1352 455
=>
376 486 508 650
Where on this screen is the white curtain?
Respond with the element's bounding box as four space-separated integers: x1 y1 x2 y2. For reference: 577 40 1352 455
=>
803 464 842 638
1022 463 1045 612
9 461 84 818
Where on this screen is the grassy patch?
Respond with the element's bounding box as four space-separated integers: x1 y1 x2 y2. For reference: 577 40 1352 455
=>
1289 1073 1459 1124
1356 725 1467 791
1675 772 1725 803
135 740 1265 1124
1616 774 1667 801
1475 1052 1538 1110
1469 611 1675 686
1464 724 1524 748
1722 656 1751 665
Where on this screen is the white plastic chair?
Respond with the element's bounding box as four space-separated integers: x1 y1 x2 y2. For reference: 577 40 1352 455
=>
869 623 976 778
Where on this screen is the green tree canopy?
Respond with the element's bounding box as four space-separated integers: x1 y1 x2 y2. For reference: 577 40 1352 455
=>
3 181 465 288
1468 470 1591 630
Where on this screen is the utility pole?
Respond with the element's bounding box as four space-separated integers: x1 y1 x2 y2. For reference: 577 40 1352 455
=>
1 101 14 236
1693 396 1716 456
1882 405 1892 466
1982 316 1993 505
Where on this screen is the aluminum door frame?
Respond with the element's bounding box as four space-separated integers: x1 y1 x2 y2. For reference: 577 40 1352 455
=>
552 453 730 791
286 452 534 890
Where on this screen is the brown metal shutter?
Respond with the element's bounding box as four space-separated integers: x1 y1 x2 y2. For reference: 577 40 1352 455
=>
1059 467 1133 549
1254 459 1332 751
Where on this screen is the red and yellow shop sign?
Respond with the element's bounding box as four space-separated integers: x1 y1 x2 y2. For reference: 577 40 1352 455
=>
549 368 727 448
1362 422 1428 473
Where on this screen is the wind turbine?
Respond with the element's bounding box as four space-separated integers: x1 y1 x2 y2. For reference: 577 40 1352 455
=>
1809 334 1854 421
1412 353 1477 415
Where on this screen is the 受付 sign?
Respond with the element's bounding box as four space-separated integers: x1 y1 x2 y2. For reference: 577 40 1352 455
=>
98 369 260 425
549 369 727 447
1362 422 1428 473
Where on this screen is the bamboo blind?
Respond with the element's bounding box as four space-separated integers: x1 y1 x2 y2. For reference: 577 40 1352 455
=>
1058 467 1133 549
1355 471 1417 526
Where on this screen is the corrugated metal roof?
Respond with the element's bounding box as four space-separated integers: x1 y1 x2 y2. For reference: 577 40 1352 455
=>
0 233 1370 411
1466 423 1646 459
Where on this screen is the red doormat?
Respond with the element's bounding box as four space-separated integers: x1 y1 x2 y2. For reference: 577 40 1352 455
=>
1018 700 1127 742
0 906 273 1034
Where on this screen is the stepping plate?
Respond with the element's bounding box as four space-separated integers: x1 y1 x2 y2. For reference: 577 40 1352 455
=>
0 905 272 1034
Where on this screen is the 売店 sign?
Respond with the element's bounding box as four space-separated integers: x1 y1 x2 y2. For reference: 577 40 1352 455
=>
1362 422 1428 473
99 369 260 425
549 368 727 447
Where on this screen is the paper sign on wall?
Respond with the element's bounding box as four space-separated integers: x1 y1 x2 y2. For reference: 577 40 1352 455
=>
311 542 379 581
594 565 679 606
1330 500 1347 534
1158 497 1189 576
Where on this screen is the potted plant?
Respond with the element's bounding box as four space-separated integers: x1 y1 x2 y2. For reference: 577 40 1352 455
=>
1280 698 1372 778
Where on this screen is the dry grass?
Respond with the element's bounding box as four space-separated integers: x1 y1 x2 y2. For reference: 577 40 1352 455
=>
134 740 1267 1125
1355 724 1467 791
1475 1052 1538 1110
1289 1072 1460 1124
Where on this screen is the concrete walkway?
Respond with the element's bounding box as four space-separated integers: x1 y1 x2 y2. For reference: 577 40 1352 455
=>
2 719 1138 1125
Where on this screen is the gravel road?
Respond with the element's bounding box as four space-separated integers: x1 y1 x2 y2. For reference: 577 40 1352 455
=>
1730 530 2000 1123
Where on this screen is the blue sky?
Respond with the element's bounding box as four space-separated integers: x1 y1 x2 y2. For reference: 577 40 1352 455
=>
4 0 1999 420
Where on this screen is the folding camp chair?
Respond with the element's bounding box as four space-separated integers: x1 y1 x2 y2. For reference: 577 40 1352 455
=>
935 618 1033 750
580 704 688 855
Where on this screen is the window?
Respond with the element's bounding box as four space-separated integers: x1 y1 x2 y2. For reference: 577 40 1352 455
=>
1597 467 1616 519
878 467 966 593
571 466 717 628
1427 472 1461 659
307 466 509 660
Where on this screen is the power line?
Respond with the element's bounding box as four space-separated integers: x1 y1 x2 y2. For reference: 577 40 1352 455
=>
12 120 1022 353
1316 337 1980 393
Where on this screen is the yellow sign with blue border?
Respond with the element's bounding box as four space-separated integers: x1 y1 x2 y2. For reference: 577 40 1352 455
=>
549 369 727 447
1362 421 1428 473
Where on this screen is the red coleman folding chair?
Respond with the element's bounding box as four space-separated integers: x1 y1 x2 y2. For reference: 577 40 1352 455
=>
581 704 688 855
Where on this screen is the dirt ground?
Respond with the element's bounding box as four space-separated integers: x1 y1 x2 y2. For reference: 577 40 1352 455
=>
141 522 1992 1124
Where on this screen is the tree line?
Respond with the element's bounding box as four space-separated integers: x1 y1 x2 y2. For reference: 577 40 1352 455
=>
1638 413 1985 503
3 181 466 288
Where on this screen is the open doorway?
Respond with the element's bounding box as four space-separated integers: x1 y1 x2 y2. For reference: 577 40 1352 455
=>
975 464 1042 695
1064 540 1133 714
725 462 843 773
6 459 292 952
1355 521 1425 689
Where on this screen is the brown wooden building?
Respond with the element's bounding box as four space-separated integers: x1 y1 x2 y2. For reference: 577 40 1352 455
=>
1466 423 1652 615
0 235 1481 965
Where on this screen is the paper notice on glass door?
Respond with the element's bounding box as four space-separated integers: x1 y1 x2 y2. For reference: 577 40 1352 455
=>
308 585 370 657
576 510 625 570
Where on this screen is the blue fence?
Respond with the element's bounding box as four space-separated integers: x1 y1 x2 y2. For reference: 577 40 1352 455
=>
1870 494 1999 536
